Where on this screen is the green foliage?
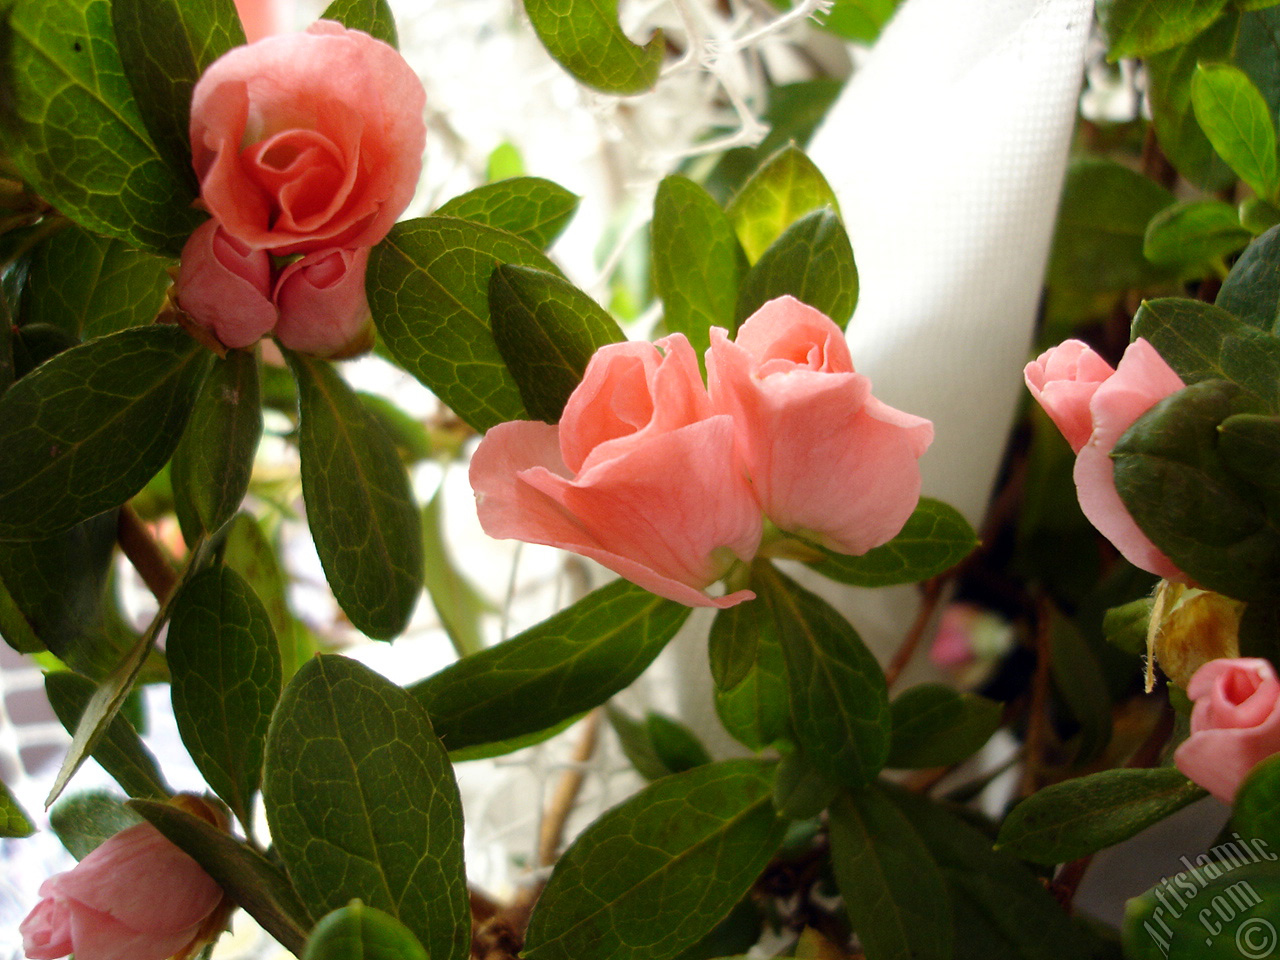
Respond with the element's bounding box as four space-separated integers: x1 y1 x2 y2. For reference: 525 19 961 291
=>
712 597 790 752
727 145 840 264
489 263 626 422
50 790 143 858
1217 224 1280 332
0 778 34 837
1191 62 1279 200
421 486 491 659
1097 0 1230 59
1049 611 1113 763
304 903 429 960
411 579 691 750
708 598 769 692
734 208 857 327
1143 200 1251 268
771 751 836 820
321 0 399 47
263 655 468 960
886 684 1001 769
288 352 423 640
608 706 712 780
820 0 902 43
1234 753 1280 848
0 0 204 254
996 768 1207 865
523 0 664 95
523 760 785 960
167 566 281 830
434 177 579 249
1219 412 1280 500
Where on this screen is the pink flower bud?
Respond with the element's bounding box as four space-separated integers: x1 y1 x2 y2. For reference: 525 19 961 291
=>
175 218 277 350
273 246 373 358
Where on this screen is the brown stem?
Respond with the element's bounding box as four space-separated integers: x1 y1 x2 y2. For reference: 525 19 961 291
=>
117 505 178 602
1019 596 1055 796
1051 855 1095 911
884 578 945 689
537 709 602 867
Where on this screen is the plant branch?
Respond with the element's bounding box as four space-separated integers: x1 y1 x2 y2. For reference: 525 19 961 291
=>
117 505 178 602
884 577 945 689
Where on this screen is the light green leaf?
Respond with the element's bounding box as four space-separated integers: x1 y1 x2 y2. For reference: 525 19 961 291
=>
1097 0 1230 59
523 0 664 95
727 145 840 264
488 263 626 422
0 779 34 837
886 684 1001 769
288 352 422 639
0 325 211 540
820 0 902 43
808 498 978 589
0 0 204 254
1143 199 1252 267
304 902 430 960
411 579 690 751
1192 62 1280 200
524 760 785 960
263 655 468 960
50 790 143 859
434 178 579 249
321 0 398 47
368 217 563 431
734 208 857 328
996 768 1207 865
422 485 491 660
168 566 281 830
1235 753 1280 848
755 562 889 788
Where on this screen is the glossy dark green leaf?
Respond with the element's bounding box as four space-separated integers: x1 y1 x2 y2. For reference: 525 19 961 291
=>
411 579 690 750
489 263 626 422
11 324 79 378
0 0 204 254
168 566 281 829
808 497 978 589
608 707 711 780
421 485 491 659
713 597 789 752
434 177 579 249
263 655 468 960
0 575 43 654
172 349 262 543
130 797 312 955
1115 379 1280 600
1193 62 1280 199
708 599 767 692
45 670 170 799
524 760 785 960
829 786 952 960
1217 223 1280 333
651 175 745 351
727 146 840 264
288 352 422 639
304 902 429 960
0 325 210 540
1143 200 1252 267
755 563 889 788
820 0 902 42
1097 0 1230 58
368 217 563 431
447 712 584 762
50 790 143 859
22 222 173 339
112 0 243 187
996 768 1207 865
1220 412 1280 498
1049 611 1113 763
321 0 398 47
734 209 857 328
771 751 836 821
0 779 34 837
886 684 1001 769
523 0 664 95
1235 753 1280 849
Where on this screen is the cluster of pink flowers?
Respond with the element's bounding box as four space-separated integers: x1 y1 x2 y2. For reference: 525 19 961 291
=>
175 20 425 358
470 296 934 608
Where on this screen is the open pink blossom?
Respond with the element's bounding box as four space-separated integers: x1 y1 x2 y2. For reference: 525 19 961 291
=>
174 218 276 349
1175 658 1280 803
470 334 762 608
20 821 224 960
1024 338 1187 580
233 0 292 42
708 296 933 556
190 20 425 255
273 246 372 357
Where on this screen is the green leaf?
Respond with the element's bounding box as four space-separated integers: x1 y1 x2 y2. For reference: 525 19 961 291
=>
45 670 170 799
996 768 1207 865
305 902 430 960
1235 753 1280 848
288 352 423 639
1143 200 1252 267
708 599 768 692
263 655 468 960
523 760 785 960
829 786 952 960
1103 596 1154 655
0 0 204 254
820 0 902 43
608 707 711 780
1114 379 1280 600
713 596 790 752
771 751 836 821
0 778 34 837
523 0 664 95
434 177 579 249
172 349 263 543
368 217 563 431
11 324 79 377
0 324 211 540
1241 196 1280 233
755 562 889 788
886 684 1001 769
1192 62 1280 200
488 263 626 423
651 175 745 352
411 579 690 750
486 142 525 181
21 222 173 339
447 712 585 762
606 705 673 781
808 497 978 588
421 485 491 659
111 0 243 188
1097 0 1230 59
130 797 312 956
0 291 13 396
1132 296 1280 407
320 0 398 47
734 208 857 328
167 566 281 830
1049 611 1113 763
50 790 143 858
1217 223 1280 333
727 146 840 264
1220 412 1280 498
